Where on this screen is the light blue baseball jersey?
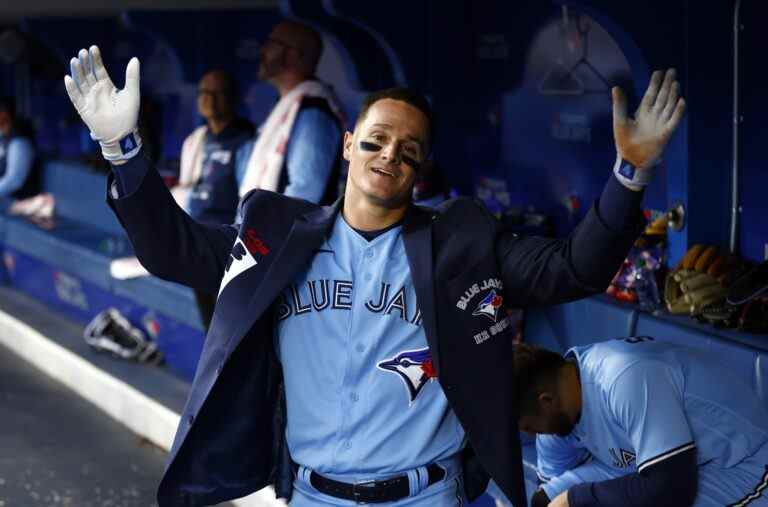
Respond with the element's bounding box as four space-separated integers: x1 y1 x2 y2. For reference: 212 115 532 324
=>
275 213 465 480
536 337 768 500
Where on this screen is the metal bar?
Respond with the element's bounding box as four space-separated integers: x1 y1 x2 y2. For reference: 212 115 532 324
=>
730 0 742 253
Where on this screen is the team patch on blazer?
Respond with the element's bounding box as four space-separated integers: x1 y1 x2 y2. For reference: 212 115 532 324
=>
456 278 503 311
377 348 437 404
244 229 270 256
472 289 503 323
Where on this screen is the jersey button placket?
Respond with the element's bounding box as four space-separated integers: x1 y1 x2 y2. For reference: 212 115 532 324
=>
334 243 364 464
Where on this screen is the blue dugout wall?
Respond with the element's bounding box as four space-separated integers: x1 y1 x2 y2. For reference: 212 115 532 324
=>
4 0 764 264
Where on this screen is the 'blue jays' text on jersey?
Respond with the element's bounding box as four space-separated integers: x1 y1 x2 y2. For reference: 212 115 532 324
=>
274 214 465 479
541 338 768 478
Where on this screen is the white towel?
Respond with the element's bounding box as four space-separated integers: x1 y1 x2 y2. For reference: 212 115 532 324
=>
172 125 208 209
239 80 344 197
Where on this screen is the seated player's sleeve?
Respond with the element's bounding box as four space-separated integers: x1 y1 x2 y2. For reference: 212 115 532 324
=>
536 435 624 501
568 446 698 507
536 434 591 481
542 459 626 502
283 108 341 203
0 138 34 196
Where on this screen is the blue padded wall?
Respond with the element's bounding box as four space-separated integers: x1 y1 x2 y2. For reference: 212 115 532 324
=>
10 1 764 265
43 161 124 235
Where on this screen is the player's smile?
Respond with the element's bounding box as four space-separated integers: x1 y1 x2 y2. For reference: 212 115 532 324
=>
370 165 398 178
368 162 402 185
343 98 429 209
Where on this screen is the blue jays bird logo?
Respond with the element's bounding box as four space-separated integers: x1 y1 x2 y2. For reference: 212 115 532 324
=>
377 348 437 404
472 289 503 322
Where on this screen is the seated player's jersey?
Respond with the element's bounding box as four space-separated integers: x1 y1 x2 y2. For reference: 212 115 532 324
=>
561 337 768 474
274 214 465 478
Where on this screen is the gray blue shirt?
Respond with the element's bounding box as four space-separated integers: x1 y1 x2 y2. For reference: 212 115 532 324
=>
236 107 341 204
0 133 35 198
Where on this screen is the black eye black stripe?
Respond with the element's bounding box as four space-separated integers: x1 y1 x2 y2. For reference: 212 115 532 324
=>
359 141 381 152
359 141 421 171
402 155 420 171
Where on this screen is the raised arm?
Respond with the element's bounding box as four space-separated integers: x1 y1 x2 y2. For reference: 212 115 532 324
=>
64 46 235 291
496 69 685 306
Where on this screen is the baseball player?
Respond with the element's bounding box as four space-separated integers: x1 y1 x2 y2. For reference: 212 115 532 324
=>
514 339 768 506
63 45 684 506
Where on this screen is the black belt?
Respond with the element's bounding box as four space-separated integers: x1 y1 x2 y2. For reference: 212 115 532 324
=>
299 463 446 503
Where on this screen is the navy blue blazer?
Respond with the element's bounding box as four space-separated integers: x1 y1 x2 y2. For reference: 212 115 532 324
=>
107 155 644 507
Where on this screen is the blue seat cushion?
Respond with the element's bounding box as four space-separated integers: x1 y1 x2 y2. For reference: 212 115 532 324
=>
2 212 202 331
3 214 132 290
113 275 202 331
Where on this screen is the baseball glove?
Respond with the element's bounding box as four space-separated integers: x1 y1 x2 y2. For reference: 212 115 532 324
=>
664 244 741 315
84 307 163 365
728 260 768 333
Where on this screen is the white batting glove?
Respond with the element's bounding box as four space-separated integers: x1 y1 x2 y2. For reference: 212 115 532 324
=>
64 45 142 163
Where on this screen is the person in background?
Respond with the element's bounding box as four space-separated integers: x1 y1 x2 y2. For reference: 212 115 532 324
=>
236 20 345 204
173 69 254 328
0 97 39 200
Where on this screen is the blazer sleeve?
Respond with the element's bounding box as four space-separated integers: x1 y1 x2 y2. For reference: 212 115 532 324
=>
493 179 646 307
106 153 238 292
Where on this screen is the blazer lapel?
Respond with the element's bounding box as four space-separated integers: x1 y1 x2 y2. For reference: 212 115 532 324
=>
224 202 339 355
403 206 440 373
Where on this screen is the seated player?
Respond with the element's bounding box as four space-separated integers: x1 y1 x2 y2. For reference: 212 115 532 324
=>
514 339 768 507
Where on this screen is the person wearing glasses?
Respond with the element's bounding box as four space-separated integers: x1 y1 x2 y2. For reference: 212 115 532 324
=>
236 20 345 205
172 69 254 328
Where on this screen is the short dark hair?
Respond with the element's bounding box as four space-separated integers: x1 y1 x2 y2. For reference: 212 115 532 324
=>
513 343 567 415
0 96 16 116
356 87 434 150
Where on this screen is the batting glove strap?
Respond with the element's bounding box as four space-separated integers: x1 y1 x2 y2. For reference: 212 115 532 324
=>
94 129 143 161
613 154 655 190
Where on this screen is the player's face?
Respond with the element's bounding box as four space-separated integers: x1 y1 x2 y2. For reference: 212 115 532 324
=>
519 394 576 437
343 99 428 209
197 72 233 121
258 24 294 81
